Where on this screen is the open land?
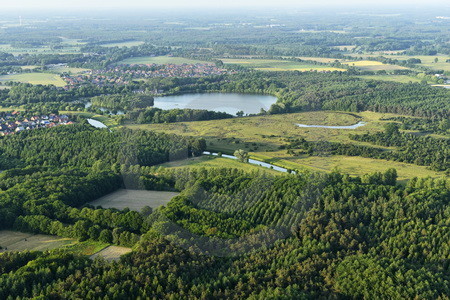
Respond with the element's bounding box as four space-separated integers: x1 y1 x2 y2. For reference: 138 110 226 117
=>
89 189 180 211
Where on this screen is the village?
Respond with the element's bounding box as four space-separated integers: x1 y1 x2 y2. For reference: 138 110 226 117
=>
62 63 235 89
0 112 73 136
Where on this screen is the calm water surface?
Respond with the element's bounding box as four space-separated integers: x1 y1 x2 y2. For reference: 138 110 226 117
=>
153 93 277 115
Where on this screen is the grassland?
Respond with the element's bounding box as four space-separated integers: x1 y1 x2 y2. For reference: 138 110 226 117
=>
252 152 442 182
61 241 110 256
90 246 132 261
126 111 377 152
48 66 90 74
0 230 113 256
0 230 76 252
101 41 145 48
125 111 445 180
0 73 67 87
348 54 450 72
0 44 80 55
89 189 180 211
390 55 450 72
20 65 39 70
158 156 281 175
295 57 344 63
220 58 346 72
59 111 119 128
117 56 210 65
343 60 408 71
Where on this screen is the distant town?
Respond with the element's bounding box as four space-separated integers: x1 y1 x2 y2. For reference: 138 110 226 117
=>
62 63 235 89
0 112 73 136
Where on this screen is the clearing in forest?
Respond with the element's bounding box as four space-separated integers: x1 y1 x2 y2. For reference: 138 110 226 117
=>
89 189 179 211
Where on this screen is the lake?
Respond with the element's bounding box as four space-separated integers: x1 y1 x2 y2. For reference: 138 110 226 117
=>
296 121 367 129
203 151 293 173
153 93 277 115
87 118 108 128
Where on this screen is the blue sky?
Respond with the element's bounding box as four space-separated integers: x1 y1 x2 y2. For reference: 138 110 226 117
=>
3 0 449 9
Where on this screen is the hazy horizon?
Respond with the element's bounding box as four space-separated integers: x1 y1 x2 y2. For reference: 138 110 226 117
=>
2 0 450 10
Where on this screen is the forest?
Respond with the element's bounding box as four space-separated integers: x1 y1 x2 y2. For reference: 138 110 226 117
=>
0 5 449 300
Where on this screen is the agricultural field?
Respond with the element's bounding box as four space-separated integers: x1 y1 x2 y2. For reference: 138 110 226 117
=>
159 156 281 175
0 230 112 256
390 55 450 72
348 54 450 72
117 56 210 65
126 111 445 180
48 66 90 74
219 58 346 71
0 44 80 55
343 60 408 71
90 246 132 261
89 189 180 211
0 72 67 87
295 57 344 63
333 45 357 51
20 65 39 70
101 40 145 48
0 230 76 252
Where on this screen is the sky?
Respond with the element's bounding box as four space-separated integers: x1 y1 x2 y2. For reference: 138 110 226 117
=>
2 0 449 10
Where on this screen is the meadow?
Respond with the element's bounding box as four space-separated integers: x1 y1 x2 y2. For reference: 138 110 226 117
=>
158 156 281 175
48 66 90 74
0 44 80 55
89 189 180 211
295 57 344 63
391 55 450 72
90 246 132 261
348 54 450 72
117 56 210 65
0 230 75 252
343 60 408 71
219 58 346 71
125 111 445 180
252 152 443 182
0 73 67 87
0 230 120 257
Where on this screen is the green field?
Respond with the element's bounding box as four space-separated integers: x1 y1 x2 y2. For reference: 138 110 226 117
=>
117 56 210 65
220 58 346 71
390 55 450 72
0 230 76 252
125 111 445 180
159 156 281 175
126 111 381 152
89 189 180 211
343 60 408 71
101 41 145 48
0 44 80 55
295 57 344 63
48 66 90 74
60 112 119 128
0 230 110 256
90 246 132 261
252 152 442 182
0 73 67 87
348 54 450 72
